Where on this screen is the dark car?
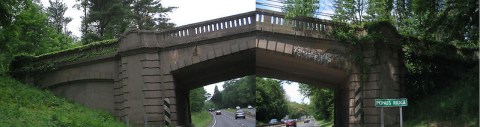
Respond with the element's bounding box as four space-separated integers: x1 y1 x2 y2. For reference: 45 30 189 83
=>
235 110 246 119
208 108 214 112
215 110 221 115
285 119 297 127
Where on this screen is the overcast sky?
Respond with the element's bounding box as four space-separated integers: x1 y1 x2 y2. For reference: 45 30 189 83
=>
39 0 315 104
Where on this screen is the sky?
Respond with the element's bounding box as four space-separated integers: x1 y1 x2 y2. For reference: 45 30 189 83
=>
39 0 325 104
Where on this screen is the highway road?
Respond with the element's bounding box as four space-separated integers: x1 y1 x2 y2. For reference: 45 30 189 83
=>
297 119 318 127
209 109 256 127
262 119 321 127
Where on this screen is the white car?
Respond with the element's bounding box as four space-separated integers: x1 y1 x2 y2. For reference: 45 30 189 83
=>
247 105 253 109
235 110 246 119
236 106 240 109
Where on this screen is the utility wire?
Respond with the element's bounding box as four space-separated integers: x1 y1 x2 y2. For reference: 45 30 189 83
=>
256 2 334 17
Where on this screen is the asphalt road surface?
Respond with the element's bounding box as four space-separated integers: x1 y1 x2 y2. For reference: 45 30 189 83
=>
263 119 320 127
297 119 317 127
209 110 256 127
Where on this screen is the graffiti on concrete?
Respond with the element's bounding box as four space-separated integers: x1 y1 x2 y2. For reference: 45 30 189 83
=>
293 46 350 69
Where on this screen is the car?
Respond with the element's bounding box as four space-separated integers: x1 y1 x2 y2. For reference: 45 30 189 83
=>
215 110 221 115
208 108 214 112
247 105 253 109
285 119 297 127
304 119 310 123
236 106 240 109
235 110 246 119
269 119 278 124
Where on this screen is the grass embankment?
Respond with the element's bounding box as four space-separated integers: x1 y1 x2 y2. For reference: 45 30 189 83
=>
404 67 479 126
191 111 212 127
0 76 124 126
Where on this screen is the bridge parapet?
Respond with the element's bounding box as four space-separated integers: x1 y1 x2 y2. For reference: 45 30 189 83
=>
255 9 337 40
119 9 340 52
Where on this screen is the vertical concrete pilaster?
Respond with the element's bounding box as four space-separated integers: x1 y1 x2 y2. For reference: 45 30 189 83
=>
346 42 404 126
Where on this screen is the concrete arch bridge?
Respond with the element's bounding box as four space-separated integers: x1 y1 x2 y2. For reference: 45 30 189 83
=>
13 9 405 127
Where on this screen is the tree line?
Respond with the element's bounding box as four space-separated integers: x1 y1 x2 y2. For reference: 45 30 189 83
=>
210 76 256 109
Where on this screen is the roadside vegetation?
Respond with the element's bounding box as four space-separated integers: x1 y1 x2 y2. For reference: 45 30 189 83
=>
210 76 256 109
255 78 289 124
0 76 125 126
189 87 212 127
404 66 479 126
191 111 212 127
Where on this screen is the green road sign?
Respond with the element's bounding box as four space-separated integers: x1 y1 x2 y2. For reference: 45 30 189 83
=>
375 98 408 107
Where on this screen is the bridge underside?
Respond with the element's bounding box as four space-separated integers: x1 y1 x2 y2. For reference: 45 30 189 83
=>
171 47 351 126
172 48 349 90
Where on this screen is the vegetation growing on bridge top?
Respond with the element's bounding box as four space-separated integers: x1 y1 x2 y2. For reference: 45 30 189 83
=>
0 76 125 126
10 39 118 79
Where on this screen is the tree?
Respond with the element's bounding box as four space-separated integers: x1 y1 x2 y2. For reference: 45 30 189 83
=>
131 0 176 30
0 0 73 73
287 101 309 119
189 87 208 112
210 85 223 108
78 0 177 43
47 0 72 34
298 84 334 121
221 76 256 108
284 0 319 18
0 0 25 27
82 0 132 41
256 77 288 122
73 0 90 37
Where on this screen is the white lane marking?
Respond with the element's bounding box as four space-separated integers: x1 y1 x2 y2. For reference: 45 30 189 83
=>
211 112 217 127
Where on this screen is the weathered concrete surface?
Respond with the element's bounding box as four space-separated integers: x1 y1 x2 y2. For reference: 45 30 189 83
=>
20 9 404 127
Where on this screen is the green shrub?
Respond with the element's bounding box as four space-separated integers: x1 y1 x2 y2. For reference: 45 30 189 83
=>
0 76 125 127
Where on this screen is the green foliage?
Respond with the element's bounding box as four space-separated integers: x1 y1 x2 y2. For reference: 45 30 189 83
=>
287 101 309 119
209 76 255 109
191 111 212 127
9 39 118 79
298 84 334 121
210 85 223 108
0 0 74 74
0 0 24 26
256 77 288 123
284 0 319 18
203 100 215 110
404 66 479 126
131 0 177 30
189 87 208 112
86 0 130 39
221 76 256 108
47 0 72 34
332 0 362 23
79 0 177 42
0 76 125 126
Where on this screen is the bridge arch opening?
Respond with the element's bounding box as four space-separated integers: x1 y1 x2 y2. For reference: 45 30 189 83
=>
169 45 351 126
